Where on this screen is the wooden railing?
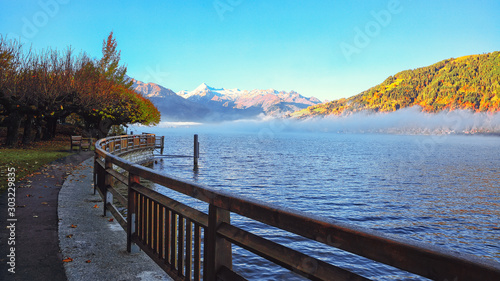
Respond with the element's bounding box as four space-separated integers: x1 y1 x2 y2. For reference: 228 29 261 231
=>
94 134 500 281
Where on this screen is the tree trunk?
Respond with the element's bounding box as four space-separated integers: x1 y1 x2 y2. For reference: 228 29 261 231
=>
34 125 42 142
5 111 22 147
51 117 58 137
22 115 34 145
42 117 57 140
97 118 112 139
34 117 43 142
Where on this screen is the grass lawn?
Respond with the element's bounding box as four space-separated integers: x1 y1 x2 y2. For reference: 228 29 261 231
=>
0 135 74 193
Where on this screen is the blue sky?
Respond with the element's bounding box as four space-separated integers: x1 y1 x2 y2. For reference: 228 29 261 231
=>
1 0 499 101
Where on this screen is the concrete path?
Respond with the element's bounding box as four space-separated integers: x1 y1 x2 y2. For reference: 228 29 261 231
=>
58 157 172 281
0 151 94 281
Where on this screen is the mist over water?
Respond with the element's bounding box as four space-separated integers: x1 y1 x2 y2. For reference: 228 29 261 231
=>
297 107 500 134
135 106 500 137
128 108 500 280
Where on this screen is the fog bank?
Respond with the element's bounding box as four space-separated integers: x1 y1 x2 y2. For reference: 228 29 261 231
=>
131 107 500 136
294 107 500 134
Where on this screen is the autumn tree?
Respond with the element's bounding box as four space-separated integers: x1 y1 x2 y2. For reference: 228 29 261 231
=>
0 37 29 146
78 31 159 138
1 33 160 147
98 31 131 88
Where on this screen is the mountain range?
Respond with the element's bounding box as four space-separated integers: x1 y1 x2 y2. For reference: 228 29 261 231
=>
132 51 500 122
131 79 322 122
131 79 210 121
292 51 500 118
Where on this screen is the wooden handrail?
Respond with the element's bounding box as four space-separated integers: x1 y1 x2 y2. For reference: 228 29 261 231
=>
94 134 500 281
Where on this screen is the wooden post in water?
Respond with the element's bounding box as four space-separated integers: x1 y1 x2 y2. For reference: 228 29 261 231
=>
160 136 164 155
193 134 199 170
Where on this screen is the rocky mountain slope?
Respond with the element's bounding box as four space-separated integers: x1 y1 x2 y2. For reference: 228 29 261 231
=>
131 79 209 121
132 79 321 121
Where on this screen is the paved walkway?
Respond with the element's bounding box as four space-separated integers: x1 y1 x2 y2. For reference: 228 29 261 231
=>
1 153 172 281
58 157 171 281
0 152 93 281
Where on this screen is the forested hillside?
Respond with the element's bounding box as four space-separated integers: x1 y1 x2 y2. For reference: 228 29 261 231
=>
292 52 500 118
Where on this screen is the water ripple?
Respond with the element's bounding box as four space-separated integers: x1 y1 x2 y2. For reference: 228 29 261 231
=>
152 132 500 280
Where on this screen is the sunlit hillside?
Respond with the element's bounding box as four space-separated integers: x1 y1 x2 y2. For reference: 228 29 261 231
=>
292 51 500 118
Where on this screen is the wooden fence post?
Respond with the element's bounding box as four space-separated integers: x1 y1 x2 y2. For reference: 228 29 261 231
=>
93 154 98 195
103 158 113 217
95 158 105 197
127 171 140 253
204 204 232 281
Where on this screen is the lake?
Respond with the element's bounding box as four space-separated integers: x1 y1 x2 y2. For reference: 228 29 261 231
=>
139 125 500 280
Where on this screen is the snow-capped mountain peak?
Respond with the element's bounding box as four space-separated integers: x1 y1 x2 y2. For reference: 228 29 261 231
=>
131 78 322 121
194 82 210 92
179 83 241 101
177 83 322 116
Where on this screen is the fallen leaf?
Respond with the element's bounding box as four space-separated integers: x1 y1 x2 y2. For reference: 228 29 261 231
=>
26 194 32 197
85 260 91 263
70 224 77 228
108 218 114 222
93 204 99 208
62 257 73 263
66 234 73 238
41 202 48 205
